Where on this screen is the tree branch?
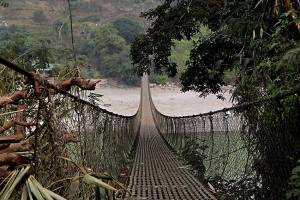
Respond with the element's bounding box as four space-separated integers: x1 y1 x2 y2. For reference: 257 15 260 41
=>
0 120 35 134
0 134 24 144
0 141 31 154
59 78 100 91
0 153 30 166
0 89 30 108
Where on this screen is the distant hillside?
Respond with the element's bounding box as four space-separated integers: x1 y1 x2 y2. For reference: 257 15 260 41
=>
0 0 175 85
0 0 163 30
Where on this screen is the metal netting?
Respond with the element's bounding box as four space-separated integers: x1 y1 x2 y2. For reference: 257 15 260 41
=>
0 58 141 198
149 83 300 199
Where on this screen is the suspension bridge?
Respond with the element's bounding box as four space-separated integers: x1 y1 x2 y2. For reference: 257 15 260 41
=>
126 75 216 199
0 57 299 199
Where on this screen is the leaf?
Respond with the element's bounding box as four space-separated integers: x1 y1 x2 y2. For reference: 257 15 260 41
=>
260 28 263 38
30 176 53 200
27 178 44 200
107 181 114 200
26 181 34 200
99 186 107 199
58 156 88 174
83 174 117 192
0 170 18 198
254 0 263 9
286 192 292 199
292 166 300 174
0 166 30 200
43 189 67 200
21 185 28 200
102 172 131 194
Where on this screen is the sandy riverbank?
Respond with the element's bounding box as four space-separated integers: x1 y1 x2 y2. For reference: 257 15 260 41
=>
93 79 233 116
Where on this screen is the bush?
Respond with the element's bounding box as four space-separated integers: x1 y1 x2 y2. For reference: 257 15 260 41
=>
112 18 144 44
149 73 171 85
79 15 100 23
33 10 48 24
82 69 101 79
286 160 300 199
223 69 238 85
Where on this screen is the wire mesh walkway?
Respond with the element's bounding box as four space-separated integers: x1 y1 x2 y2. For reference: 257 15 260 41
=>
127 76 216 199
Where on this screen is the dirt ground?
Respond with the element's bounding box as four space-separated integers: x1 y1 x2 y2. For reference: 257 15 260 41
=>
93 79 233 116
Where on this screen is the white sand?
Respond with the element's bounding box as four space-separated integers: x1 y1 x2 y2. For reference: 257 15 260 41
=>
150 86 232 116
94 80 232 116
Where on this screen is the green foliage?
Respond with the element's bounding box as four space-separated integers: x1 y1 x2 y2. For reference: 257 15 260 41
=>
0 25 71 73
181 138 207 181
149 73 170 84
0 161 129 199
93 24 126 56
166 25 212 84
130 0 300 198
33 10 48 24
112 18 144 44
181 28 241 98
79 15 100 23
89 23 139 85
170 40 192 74
82 68 101 79
26 40 54 70
0 25 30 61
0 0 8 7
287 160 300 199
209 176 257 200
53 18 70 38
130 0 223 77
131 0 300 99
223 69 237 86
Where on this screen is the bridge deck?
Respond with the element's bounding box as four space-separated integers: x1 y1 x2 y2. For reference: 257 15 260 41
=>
127 76 216 199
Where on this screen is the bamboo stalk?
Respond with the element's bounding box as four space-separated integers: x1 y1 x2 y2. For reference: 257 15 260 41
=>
0 110 25 117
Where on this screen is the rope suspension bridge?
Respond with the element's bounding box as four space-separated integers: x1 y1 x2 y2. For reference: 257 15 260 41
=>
0 57 299 199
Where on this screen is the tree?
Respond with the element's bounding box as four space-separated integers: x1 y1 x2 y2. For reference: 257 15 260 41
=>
112 18 144 44
0 25 29 61
0 0 8 7
52 18 70 41
90 24 139 84
130 0 300 99
131 0 224 78
33 10 48 24
0 25 56 71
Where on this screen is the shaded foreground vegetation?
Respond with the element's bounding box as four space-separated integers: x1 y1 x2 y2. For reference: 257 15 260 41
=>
131 0 300 199
0 58 141 198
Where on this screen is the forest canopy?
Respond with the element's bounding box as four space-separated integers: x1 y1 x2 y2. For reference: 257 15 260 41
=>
130 0 300 101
